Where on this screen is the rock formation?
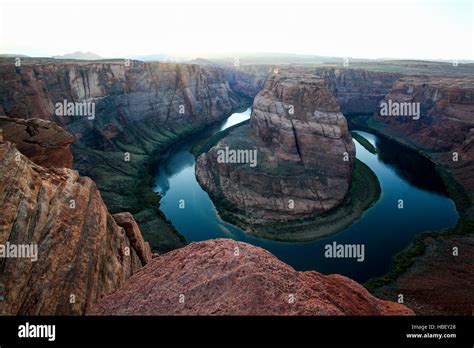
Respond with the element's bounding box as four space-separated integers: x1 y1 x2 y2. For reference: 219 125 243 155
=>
91 239 414 315
0 58 246 135
225 64 271 98
0 120 152 315
0 116 74 168
0 57 250 253
375 77 474 150
373 76 474 214
196 73 355 222
313 67 402 114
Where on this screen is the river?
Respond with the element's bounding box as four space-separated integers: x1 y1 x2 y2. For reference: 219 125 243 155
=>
153 107 458 282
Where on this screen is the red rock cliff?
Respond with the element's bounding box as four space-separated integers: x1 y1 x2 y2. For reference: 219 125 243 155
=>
0 120 152 315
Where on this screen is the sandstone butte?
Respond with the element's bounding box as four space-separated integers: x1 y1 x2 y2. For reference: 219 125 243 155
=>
0 117 413 316
196 73 356 221
91 239 413 315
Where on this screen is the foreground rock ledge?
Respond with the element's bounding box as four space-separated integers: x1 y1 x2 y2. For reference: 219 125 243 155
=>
91 239 413 315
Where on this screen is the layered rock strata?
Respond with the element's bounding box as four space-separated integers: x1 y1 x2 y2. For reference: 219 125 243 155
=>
313 67 402 114
0 121 152 315
196 73 355 221
0 58 250 252
373 77 474 213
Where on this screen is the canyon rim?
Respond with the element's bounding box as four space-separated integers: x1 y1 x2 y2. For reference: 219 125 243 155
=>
0 1 473 345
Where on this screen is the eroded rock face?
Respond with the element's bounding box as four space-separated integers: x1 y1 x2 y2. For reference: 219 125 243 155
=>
196 74 355 221
375 77 474 151
0 137 152 315
0 58 245 139
314 67 402 114
91 239 414 315
0 57 249 252
225 65 271 99
112 212 153 266
250 74 355 173
0 116 74 168
373 77 474 214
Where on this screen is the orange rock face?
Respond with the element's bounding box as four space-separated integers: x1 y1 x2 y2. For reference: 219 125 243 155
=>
0 116 74 168
0 136 152 315
91 239 414 315
112 212 153 265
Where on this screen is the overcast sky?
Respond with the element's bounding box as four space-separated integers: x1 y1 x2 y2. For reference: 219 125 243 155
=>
1 0 472 60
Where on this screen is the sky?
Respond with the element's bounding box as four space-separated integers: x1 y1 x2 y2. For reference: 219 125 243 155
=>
0 0 473 60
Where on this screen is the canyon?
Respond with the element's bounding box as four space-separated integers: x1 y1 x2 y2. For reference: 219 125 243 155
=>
360 75 474 315
372 76 474 214
0 58 254 253
196 72 358 229
0 117 411 316
0 57 473 315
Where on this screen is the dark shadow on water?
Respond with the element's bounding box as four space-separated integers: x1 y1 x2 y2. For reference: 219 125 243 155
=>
374 136 449 196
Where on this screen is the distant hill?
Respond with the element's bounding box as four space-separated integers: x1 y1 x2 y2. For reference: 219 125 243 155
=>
0 53 29 58
52 51 103 60
131 54 191 62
